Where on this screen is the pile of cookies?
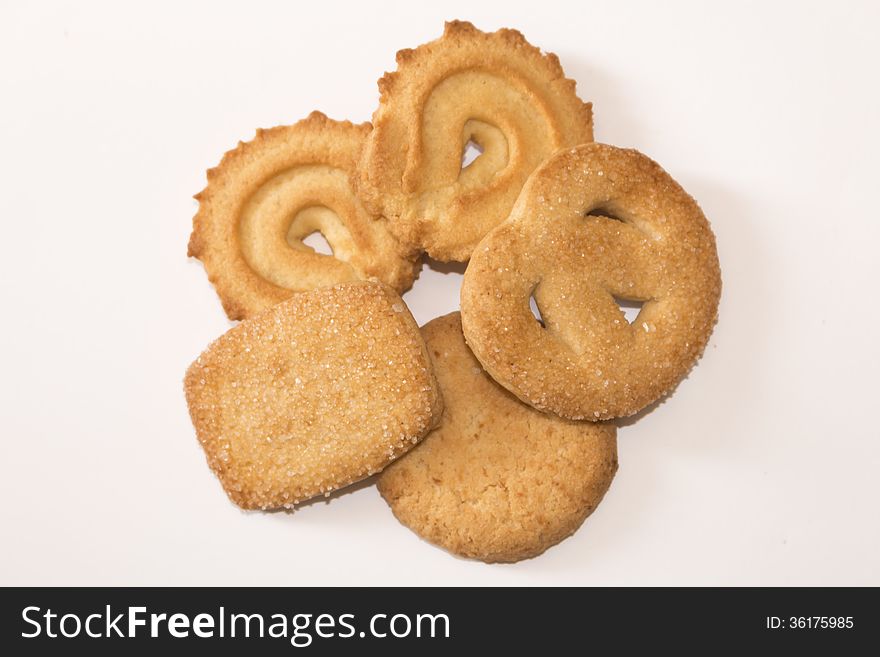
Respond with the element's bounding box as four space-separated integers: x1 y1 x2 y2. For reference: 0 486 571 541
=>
185 21 721 563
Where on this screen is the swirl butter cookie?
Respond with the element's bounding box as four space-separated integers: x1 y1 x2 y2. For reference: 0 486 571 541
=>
184 282 442 509
461 143 722 420
189 112 419 320
378 313 617 563
358 21 593 262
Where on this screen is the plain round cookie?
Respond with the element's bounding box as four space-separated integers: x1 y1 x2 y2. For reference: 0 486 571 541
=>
184 282 442 509
461 143 722 420
357 20 593 262
378 313 617 563
189 111 419 320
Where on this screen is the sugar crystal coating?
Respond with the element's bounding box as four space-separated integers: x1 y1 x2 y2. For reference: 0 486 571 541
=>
184 281 443 509
460 143 722 420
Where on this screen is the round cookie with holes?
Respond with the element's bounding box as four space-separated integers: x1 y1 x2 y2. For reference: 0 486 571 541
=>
188 111 419 320
357 21 593 262
461 143 722 420
378 313 618 563
184 281 443 509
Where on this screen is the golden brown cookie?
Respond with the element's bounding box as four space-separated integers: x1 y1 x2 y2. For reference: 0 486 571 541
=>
378 313 618 563
357 21 593 262
184 282 442 509
189 112 419 320
461 143 722 420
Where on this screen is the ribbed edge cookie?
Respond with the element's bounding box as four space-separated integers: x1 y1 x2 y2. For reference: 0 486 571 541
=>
357 21 594 261
189 111 420 320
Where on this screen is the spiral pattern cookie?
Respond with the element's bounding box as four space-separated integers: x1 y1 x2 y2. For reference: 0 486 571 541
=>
184 282 443 509
461 143 722 420
357 21 593 262
189 112 419 320
378 313 618 563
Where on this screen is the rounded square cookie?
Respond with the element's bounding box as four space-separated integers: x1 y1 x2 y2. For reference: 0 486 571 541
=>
184 282 442 509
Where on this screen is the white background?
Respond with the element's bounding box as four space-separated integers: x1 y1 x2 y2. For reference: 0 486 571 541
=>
1 0 878 586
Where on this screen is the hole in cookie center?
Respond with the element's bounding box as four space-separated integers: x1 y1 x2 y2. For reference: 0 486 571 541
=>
302 230 333 256
586 207 624 222
461 140 483 170
613 296 644 324
529 295 546 328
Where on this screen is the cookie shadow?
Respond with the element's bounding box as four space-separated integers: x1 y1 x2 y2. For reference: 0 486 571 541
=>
404 257 467 327
522 179 769 575
613 176 766 445
424 256 467 276
264 474 379 515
